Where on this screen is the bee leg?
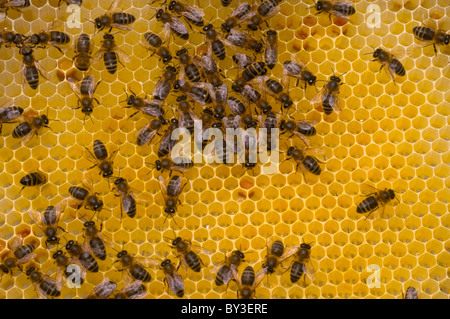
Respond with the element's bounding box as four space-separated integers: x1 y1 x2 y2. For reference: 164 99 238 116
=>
433 44 437 55
51 44 64 55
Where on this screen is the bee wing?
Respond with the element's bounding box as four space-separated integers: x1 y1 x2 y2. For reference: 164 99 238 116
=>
121 192 136 213
280 246 299 262
88 278 117 299
136 122 158 146
213 84 228 105
32 281 48 299
105 0 120 14
255 267 267 287
6 0 28 7
84 75 97 99
182 5 205 22
135 256 159 267
120 281 148 299
9 236 23 251
140 40 158 54
422 17 438 31
306 147 326 158
67 77 83 100
27 209 46 230
34 61 48 81
169 17 189 36
109 24 132 31
210 259 227 274
93 47 107 63
158 175 168 197
238 9 257 24
230 263 242 286
231 2 251 18
226 29 246 47
311 86 328 104
114 46 131 64
303 258 316 281
166 270 185 296
360 183 380 196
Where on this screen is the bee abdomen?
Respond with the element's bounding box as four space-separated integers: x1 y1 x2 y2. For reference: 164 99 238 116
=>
103 52 118 74
241 266 255 285
14 244 35 259
390 59 405 76
303 156 321 175
322 94 334 115
130 264 151 282
93 140 108 160
185 251 201 272
334 3 356 16
242 62 266 82
89 237 106 260
40 280 61 297
290 261 304 283
258 0 279 17
266 79 283 94
20 172 47 187
79 251 99 272
215 265 230 286
112 12 136 25
357 196 379 214
185 64 201 82
171 28 189 40
413 26 435 41
50 31 70 44
123 195 137 218
25 66 39 89
69 186 89 201
212 40 226 60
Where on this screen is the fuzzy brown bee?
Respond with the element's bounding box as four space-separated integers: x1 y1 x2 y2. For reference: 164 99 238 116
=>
211 250 245 286
312 0 356 20
160 259 185 298
68 75 100 124
113 177 137 219
413 19 449 54
286 146 325 180
115 250 152 282
28 22 70 54
221 2 253 33
52 249 86 286
170 236 206 273
95 33 129 74
28 204 64 247
114 281 147 299
65 240 99 273
356 184 399 218
231 265 264 299
19 46 48 90
86 278 117 299
26 266 62 299
0 237 36 276
85 140 118 178
311 70 345 115
92 0 135 32
19 171 47 192
370 47 405 83
167 0 205 27
142 32 173 64
155 8 189 40
282 242 315 284
73 33 93 71
83 221 108 261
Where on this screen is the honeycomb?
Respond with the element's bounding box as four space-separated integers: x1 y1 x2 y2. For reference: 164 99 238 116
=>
0 0 449 299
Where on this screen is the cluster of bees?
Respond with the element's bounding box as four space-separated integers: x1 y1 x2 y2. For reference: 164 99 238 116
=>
0 0 447 299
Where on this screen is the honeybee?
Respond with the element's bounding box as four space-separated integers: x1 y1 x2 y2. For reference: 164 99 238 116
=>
413 19 449 54
311 70 345 115
174 79 214 106
114 281 148 299
12 111 51 144
136 119 163 147
198 107 223 149
247 0 281 30
73 33 93 72
26 266 62 299
160 259 185 298
240 84 272 114
0 30 26 48
27 204 65 247
227 96 246 116
211 83 228 119
68 75 100 124
115 250 152 282
369 47 405 83
200 50 223 88
282 241 315 284
202 24 229 61
83 221 109 261
221 2 253 32
153 157 194 177
67 180 104 214
282 57 317 89
311 0 356 20
153 66 178 101
264 30 278 69
20 46 48 90
113 176 138 219
211 250 245 286
170 236 206 273
85 140 118 178
167 0 205 27
232 61 267 92
356 184 399 218
403 286 419 299
177 48 202 83
286 146 325 180
0 102 23 134
221 0 232 6
176 97 199 135
258 110 279 152
52 249 86 286
259 77 293 109
280 118 317 146
157 118 179 157
232 53 254 69
92 0 135 32
225 29 263 53
86 278 117 299
123 89 167 122
155 8 189 40
28 22 70 54
256 239 286 280
19 171 47 192
231 265 263 299
0 0 30 13
65 240 99 273
0 236 36 276
159 175 188 218
142 32 173 64
95 33 130 74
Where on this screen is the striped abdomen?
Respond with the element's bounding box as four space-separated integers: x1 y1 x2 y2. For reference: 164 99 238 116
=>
257 0 280 17
89 237 106 260
266 79 283 94
212 40 226 60
93 140 108 160
40 279 61 297
25 65 39 89
43 206 57 225
322 93 335 115
79 251 99 272
357 195 379 214
303 156 321 175
14 244 35 259
290 261 305 283
389 59 405 76
69 186 89 201
334 3 356 16
215 265 230 286
20 172 47 187
185 251 202 272
242 62 266 82
144 32 163 47
129 263 151 282
112 12 136 25
103 51 117 74
413 26 434 41
184 64 201 83
50 31 70 44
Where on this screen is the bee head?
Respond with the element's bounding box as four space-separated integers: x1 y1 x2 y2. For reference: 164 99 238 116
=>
161 259 171 267
94 17 103 29
373 48 382 58
300 243 311 250
52 250 63 259
388 189 396 199
445 34 450 45
172 237 182 246
117 250 127 258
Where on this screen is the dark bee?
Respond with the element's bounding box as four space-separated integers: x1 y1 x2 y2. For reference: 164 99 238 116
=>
83 221 108 261
232 265 264 299
52 249 86 286
160 259 184 298
20 46 47 90
115 250 152 282
370 47 405 83
202 24 228 61
0 0 31 13
67 181 104 213
283 242 315 284
198 107 223 149
356 184 399 218
0 30 26 48
28 204 64 247
86 278 117 299
0 102 23 134
282 57 317 89
159 175 187 217
260 77 293 109
225 29 264 53
258 111 280 151
153 157 194 176
155 8 189 40
28 23 70 54
404 286 419 299
200 51 223 88
413 19 449 54
227 96 246 116
247 0 281 30
114 281 147 299
0 237 36 276
26 266 61 299
280 118 317 146
73 33 93 72
170 236 206 273
85 140 118 178
93 0 135 32
95 33 129 74
177 48 202 83
123 89 167 122
68 75 100 123
312 71 344 115
264 30 278 69
168 0 205 27
221 2 253 33
312 0 356 20
177 97 199 135
12 112 50 145
221 0 232 6
136 119 163 146
258 239 285 277
232 61 267 92
153 66 178 101
174 78 214 105
65 240 99 273
113 177 137 219
286 146 325 180
142 32 173 64
19 171 47 192
157 118 179 157
240 84 272 114
233 53 254 69
212 137 234 164
211 250 245 286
